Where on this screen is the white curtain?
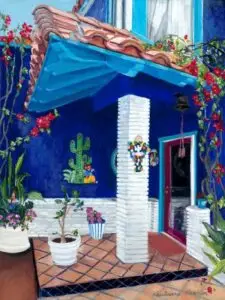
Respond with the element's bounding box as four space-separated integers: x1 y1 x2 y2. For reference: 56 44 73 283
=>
148 0 193 42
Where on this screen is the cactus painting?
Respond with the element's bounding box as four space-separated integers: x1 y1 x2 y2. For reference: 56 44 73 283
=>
63 133 96 184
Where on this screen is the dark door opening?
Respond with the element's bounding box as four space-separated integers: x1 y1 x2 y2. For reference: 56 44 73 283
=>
164 138 191 244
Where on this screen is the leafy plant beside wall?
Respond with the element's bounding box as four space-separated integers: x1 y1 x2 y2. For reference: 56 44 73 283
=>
63 133 96 184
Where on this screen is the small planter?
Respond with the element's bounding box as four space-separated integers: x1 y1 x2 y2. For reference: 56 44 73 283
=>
88 223 105 240
198 198 207 209
48 234 81 266
0 226 30 254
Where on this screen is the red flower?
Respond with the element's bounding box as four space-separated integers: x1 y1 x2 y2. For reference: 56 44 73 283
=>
46 112 56 121
216 177 222 184
215 139 221 147
184 34 188 40
5 48 12 57
7 31 14 43
209 132 216 139
157 43 163 49
36 116 50 129
211 113 220 121
170 44 175 50
192 94 202 106
212 84 221 95
207 286 213 294
203 89 211 101
16 113 24 121
204 72 215 85
213 121 224 131
5 16 11 26
187 60 198 76
213 67 222 77
30 127 39 137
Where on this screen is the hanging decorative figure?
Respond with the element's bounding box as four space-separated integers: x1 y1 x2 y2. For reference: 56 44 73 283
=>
175 93 190 158
128 135 158 172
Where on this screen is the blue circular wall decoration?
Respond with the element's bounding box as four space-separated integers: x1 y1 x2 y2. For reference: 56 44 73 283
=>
111 149 117 175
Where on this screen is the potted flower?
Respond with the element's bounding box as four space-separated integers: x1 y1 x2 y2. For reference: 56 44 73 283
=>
48 188 84 266
0 153 43 253
86 207 106 240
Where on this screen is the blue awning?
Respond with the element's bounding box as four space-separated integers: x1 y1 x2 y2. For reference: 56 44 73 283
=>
28 34 197 112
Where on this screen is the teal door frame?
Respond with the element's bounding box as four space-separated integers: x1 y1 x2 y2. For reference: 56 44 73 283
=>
158 131 198 233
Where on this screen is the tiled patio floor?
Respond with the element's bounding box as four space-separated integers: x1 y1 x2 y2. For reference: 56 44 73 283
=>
33 234 207 298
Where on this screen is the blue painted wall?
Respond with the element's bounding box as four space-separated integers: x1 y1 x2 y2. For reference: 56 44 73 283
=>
10 69 204 199
203 0 225 41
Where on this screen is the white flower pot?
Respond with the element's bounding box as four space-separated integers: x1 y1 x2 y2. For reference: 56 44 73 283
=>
48 234 81 266
88 223 105 240
0 226 30 253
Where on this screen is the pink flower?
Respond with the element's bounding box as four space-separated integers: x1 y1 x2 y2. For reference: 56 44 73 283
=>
30 127 39 137
0 215 3 220
5 15 11 26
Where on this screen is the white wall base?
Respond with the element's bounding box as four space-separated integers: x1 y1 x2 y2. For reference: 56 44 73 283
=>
28 198 159 237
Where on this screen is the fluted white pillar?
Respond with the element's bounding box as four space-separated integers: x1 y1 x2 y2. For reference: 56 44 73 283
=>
116 94 150 263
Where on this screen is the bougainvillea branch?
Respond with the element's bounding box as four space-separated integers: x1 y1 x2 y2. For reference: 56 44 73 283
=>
0 13 59 179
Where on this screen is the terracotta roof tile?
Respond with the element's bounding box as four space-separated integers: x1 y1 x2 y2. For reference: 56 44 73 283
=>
25 4 191 109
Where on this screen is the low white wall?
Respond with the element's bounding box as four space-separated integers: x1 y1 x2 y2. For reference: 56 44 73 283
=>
28 198 159 237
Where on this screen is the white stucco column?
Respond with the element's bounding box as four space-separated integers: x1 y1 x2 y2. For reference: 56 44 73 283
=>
116 94 150 263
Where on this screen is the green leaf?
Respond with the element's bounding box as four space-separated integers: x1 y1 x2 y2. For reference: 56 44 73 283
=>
217 211 225 231
203 222 225 244
210 259 225 278
27 191 43 200
203 251 219 266
7 153 12 196
201 234 222 254
15 152 25 176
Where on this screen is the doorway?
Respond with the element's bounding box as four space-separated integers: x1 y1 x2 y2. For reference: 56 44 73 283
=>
158 132 197 245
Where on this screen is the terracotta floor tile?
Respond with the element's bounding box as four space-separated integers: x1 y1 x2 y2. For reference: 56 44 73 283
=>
81 235 91 244
39 273 52 286
86 268 105 280
178 294 199 300
136 294 154 300
88 247 108 260
86 238 103 247
33 239 44 250
163 259 180 272
44 277 68 288
124 270 140 277
94 261 114 272
166 279 189 290
38 254 53 266
110 266 127 277
79 256 98 267
144 265 162 275
169 253 185 263
109 234 116 242
182 254 199 268
117 262 134 270
39 241 50 253
98 240 115 251
45 265 65 277
130 263 147 274
36 262 52 275
76 275 94 283
58 269 82 283
150 253 166 269
77 253 84 260
78 244 93 255
70 296 89 300
34 250 48 260
103 253 119 265
184 279 206 294
71 263 91 274
143 283 164 295
103 273 119 280
180 264 193 271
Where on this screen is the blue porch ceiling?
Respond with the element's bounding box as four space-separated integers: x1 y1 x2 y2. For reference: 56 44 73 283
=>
28 34 197 112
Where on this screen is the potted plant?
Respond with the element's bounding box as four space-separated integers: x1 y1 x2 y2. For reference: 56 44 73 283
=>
86 207 106 240
197 193 207 209
0 152 43 253
48 188 84 266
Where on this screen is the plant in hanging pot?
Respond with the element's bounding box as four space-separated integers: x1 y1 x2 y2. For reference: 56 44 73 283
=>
86 207 106 240
0 152 43 253
48 188 84 266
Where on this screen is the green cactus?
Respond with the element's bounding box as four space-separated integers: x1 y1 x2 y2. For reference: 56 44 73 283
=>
63 133 92 184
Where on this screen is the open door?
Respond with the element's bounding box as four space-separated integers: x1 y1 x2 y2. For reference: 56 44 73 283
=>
164 138 191 244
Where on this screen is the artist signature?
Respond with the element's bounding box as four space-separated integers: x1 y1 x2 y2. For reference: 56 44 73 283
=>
153 290 207 297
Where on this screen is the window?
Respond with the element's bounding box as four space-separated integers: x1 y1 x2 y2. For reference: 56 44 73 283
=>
111 0 132 31
148 0 193 42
